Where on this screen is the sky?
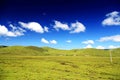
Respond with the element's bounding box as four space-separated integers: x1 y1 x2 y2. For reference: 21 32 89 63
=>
0 0 120 49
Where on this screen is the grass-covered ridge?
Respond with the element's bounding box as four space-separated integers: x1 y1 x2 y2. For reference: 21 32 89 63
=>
0 46 120 57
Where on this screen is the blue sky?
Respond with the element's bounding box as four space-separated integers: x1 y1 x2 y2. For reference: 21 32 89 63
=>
0 0 120 49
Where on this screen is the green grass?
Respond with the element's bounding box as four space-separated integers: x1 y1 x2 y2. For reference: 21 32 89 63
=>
0 46 120 57
0 56 120 80
0 46 120 80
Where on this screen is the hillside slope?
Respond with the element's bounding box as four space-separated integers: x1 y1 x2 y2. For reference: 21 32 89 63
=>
0 46 49 56
0 46 120 57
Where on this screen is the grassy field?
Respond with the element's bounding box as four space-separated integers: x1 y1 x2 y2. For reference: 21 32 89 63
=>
0 56 120 80
0 46 120 80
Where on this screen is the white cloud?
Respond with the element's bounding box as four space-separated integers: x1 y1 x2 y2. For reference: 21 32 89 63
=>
84 44 93 48
70 21 86 33
10 24 25 32
0 25 25 37
0 25 8 35
10 24 26 36
50 40 57 44
96 46 105 49
66 40 72 43
82 40 94 44
102 11 120 26
41 38 49 44
98 35 120 42
53 20 86 33
41 38 57 44
5 32 16 37
9 24 17 30
19 22 44 33
108 45 119 49
44 26 49 32
53 20 70 31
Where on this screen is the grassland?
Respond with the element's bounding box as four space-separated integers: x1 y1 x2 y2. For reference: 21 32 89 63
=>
0 46 120 80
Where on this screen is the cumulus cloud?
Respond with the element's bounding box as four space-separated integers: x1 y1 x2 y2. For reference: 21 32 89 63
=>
82 40 94 44
0 25 9 35
19 22 44 33
50 40 57 44
98 35 120 42
102 11 120 26
41 38 49 44
70 21 86 33
53 20 70 31
84 44 93 48
53 20 86 33
96 46 105 49
66 40 72 43
0 24 25 37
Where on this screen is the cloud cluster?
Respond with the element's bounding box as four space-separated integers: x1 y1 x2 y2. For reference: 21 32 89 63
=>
0 24 25 37
54 21 70 31
98 35 120 42
0 20 85 38
82 40 94 49
93 34 120 49
102 11 120 26
0 21 49 37
41 38 57 44
53 20 86 33
19 22 49 33
82 40 94 44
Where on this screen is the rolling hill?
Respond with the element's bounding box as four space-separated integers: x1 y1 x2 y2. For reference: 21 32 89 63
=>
0 46 120 57
0 46 120 80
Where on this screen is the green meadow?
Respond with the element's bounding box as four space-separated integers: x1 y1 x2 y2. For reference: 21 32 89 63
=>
0 46 120 80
